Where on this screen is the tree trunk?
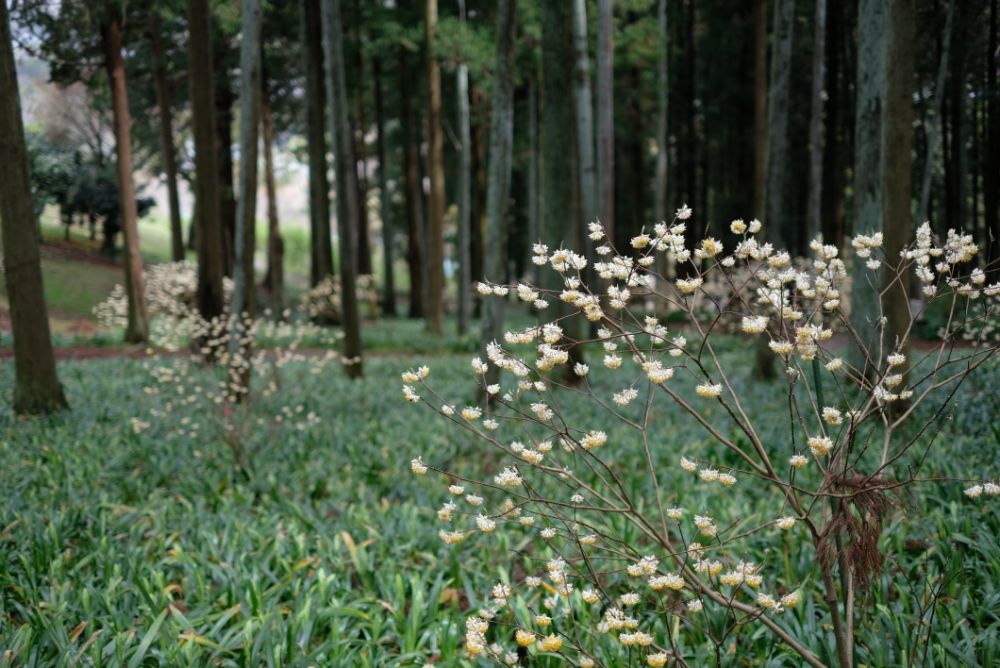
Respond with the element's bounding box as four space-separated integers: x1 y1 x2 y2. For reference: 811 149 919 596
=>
353 32 373 278
526 74 539 285
481 0 517 388
806 0 827 243
0 0 67 414
572 0 596 231
882 0 915 365
101 7 150 344
374 58 396 316
400 50 424 319
456 0 472 335
987 0 999 279
541 1 584 371
187 0 226 325
596 0 614 241
424 0 446 334
148 7 185 263
850 0 888 376
654 0 668 224
821 0 844 249
321 0 364 377
916 2 954 228
753 0 768 219
261 83 284 313
944 5 966 232
215 38 237 277
232 0 260 327
303 0 333 285
766 0 794 244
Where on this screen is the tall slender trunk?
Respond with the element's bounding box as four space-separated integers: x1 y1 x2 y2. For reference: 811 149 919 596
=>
353 28 373 277
214 38 237 277
0 0 67 414
321 0 364 377
945 6 966 232
261 83 284 313
541 1 584 371
101 7 150 344
456 0 472 335
148 8 185 263
851 0 888 376
572 0 596 230
232 0 260 327
766 0 794 245
654 0 668 224
481 0 517 388
987 0 999 279
806 0 827 243
374 58 396 316
883 0 915 366
187 0 226 325
917 2 954 228
526 75 539 285
596 0 614 240
303 0 333 285
400 51 424 319
753 0 768 219
424 0 446 334
821 0 844 249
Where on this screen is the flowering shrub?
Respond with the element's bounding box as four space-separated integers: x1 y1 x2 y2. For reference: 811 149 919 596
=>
300 273 378 324
403 210 999 667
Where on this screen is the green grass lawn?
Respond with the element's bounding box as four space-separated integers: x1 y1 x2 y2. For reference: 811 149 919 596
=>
1 334 998 666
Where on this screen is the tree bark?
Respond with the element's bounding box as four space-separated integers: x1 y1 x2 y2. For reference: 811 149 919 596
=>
352 29 373 278
261 82 284 313
916 2 954 229
374 58 396 316
101 6 150 344
187 0 226 325
215 37 237 277
456 0 471 335
596 0 614 241
526 74 540 285
850 0 888 377
148 7 185 263
400 50 424 319
303 0 333 286
0 0 67 414
987 0 999 279
654 0 668 224
806 0 827 243
321 0 364 377
424 0 446 334
821 0 844 249
882 0 915 365
766 0 794 244
753 0 768 219
572 0 596 231
541 1 584 371
232 0 261 326
480 0 517 387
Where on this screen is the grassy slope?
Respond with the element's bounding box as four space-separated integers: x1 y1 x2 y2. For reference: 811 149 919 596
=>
0 338 997 667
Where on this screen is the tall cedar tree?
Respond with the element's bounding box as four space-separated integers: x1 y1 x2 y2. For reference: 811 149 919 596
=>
187 0 226 326
0 0 67 414
148 6 185 262
321 0 364 377
596 0 614 241
101 4 150 343
303 0 334 286
456 0 472 335
480 0 517 389
541 1 585 372
374 57 397 315
424 0 446 334
232 0 261 327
